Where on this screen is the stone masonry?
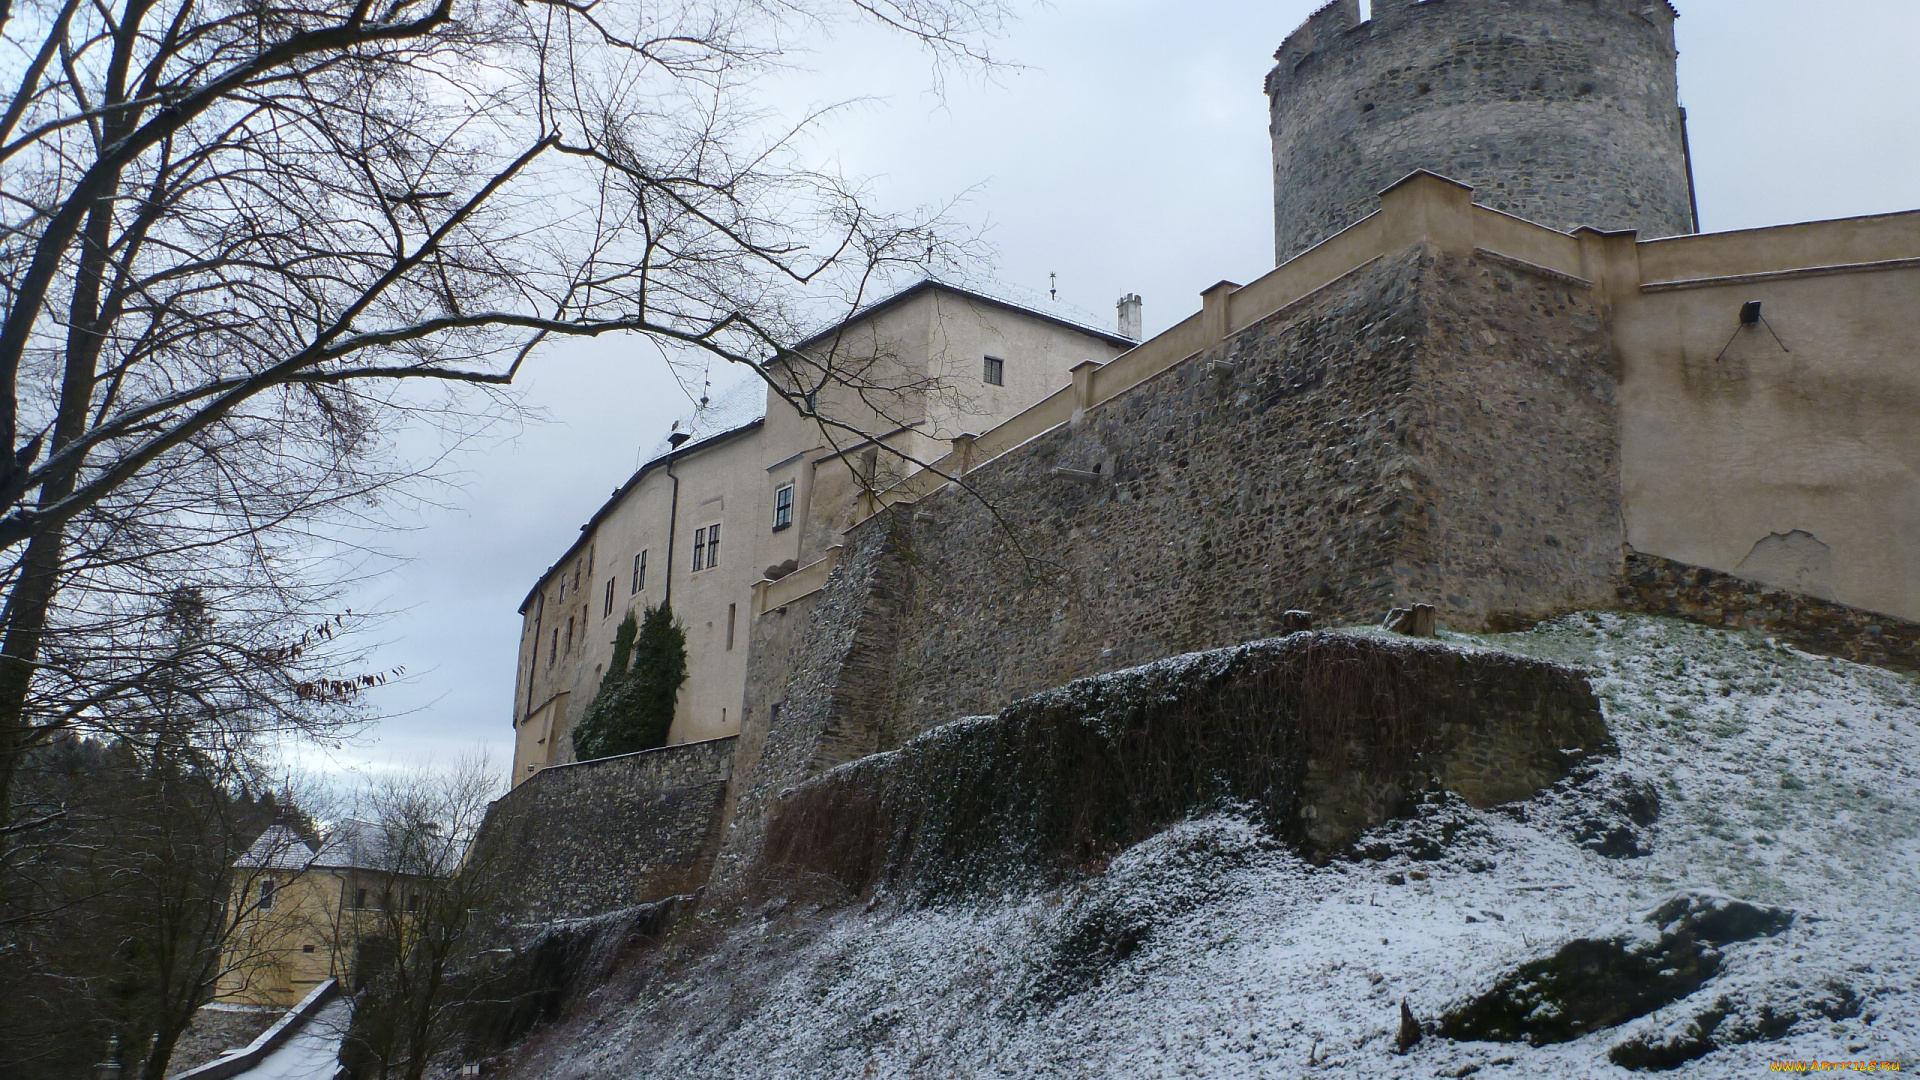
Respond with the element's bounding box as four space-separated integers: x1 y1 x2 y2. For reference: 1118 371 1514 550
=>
713 240 1627 884
1268 0 1695 262
472 737 735 921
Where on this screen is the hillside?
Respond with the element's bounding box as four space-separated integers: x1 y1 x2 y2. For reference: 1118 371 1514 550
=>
495 614 1919 1078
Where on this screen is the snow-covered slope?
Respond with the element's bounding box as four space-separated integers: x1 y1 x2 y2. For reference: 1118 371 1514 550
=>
502 614 1919 1079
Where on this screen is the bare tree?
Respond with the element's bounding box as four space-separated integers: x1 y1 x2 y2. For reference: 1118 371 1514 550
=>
333 758 504 1080
0 0 1013 837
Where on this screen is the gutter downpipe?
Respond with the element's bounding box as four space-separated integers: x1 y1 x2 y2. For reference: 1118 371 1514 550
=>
665 431 691 609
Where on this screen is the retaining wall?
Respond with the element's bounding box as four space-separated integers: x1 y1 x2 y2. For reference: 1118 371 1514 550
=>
475 738 736 921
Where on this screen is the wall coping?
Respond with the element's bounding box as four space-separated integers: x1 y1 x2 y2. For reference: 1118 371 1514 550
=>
516 734 738 790
838 175 1920 534
176 980 340 1080
751 547 842 616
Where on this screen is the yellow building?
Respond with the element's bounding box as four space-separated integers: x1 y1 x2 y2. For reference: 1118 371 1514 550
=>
215 825 424 1008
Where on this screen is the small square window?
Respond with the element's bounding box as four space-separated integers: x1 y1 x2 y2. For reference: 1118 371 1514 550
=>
772 484 794 531
302 944 317 954
983 355 1005 386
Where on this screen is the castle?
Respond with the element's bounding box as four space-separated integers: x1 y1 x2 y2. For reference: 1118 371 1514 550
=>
488 0 1920 919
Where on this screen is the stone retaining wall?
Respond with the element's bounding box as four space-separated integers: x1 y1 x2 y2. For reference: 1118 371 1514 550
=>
475 737 736 921
1619 551 1920 674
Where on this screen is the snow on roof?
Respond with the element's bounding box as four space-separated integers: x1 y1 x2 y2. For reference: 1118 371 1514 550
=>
232 825 318 871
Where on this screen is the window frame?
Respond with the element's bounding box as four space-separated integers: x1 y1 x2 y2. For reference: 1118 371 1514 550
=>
692 522 721 571
983 354 1005 386
632 550 646 594
772 483 795 531
603 577 615 617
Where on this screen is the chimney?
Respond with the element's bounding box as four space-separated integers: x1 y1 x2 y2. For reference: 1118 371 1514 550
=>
1116 293 1143 341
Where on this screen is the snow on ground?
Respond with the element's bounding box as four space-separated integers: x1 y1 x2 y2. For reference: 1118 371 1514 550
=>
513 614 1920 1079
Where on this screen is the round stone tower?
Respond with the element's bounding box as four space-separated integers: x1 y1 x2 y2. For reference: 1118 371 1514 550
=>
1267 0 1697 263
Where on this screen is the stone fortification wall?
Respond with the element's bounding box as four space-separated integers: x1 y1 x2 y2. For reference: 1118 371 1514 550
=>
712 238 1624 885
889 244 1617 728
475 737 736 921
1268 0 1694 261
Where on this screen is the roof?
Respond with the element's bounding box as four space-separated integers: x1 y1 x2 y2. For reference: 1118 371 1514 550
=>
234 825 319 871
518 278 1136 614
234 821 425 874
518 417 766 614
791 278 1138 354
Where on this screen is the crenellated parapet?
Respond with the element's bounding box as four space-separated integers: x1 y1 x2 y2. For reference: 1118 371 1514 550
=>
1267 0 1695 262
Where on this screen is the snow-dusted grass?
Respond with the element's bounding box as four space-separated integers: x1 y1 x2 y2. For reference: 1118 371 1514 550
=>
511 614 1920 1079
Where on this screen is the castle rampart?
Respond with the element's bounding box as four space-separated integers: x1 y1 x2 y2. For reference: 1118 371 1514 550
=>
1268 0 1696 262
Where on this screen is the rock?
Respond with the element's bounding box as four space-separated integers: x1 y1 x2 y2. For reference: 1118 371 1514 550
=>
1607 980 1860 1071
1507 769 1661 859
1437 891 1793 1047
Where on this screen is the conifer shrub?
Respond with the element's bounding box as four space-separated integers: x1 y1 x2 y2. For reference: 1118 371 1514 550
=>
572 603 687 761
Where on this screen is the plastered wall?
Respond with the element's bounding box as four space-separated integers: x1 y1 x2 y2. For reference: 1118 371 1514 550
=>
1614 212 1920 622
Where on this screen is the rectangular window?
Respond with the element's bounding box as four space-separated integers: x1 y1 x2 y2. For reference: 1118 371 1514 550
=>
632 551 646 594
259 880 275 911
556 575 565 602
983 355 1005 386
772 484 794 531
355 888 368 909
726 603 737 650
549 627 558 666
564 616 574 655
603 578 615 617
302 944 316 954
693 524 721 571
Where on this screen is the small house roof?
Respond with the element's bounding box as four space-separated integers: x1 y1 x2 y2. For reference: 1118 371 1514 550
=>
233 824 319 871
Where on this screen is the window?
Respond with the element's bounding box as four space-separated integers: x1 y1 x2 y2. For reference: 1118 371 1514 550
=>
258 879 275 911
693 523 721 571
632 551 647 594
303 944 317 954
603 578 615 617
549 627 558 667
556 575 565 602
983 355 1005 386
355 888 368 909
564 616 574 655
726 603 737 650
772 484 794 531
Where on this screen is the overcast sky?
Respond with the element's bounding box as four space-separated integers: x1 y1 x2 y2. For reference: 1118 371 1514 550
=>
303 0 1920 780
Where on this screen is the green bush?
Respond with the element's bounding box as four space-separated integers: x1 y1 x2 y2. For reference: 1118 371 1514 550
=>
571 603 687 760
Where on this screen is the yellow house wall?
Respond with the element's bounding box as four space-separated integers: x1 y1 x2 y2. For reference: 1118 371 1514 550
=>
215 869 347 1009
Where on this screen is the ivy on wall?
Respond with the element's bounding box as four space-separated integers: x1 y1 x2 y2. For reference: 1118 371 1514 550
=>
573 603 687 761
